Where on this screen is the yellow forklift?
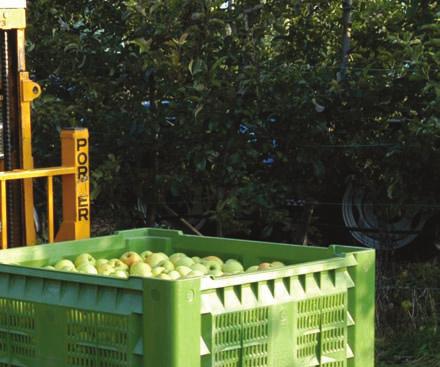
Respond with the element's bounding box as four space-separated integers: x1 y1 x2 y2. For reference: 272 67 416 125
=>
0 0 90 248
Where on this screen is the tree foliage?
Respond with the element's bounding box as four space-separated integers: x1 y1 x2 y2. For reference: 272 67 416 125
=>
26 0 440 238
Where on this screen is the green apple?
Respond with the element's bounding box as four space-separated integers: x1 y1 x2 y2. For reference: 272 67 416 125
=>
158 273 171 280
191 256 201 264
258 262 271 271
77 263 98 275
174 256 194 268
168 270 181 280
203 256 224 265
169 252 186 264
111 270 128 279
55 259 75 271
95 258 109 267
191 263 208 274
120 251 142 266
158 259 174 273
202 260 222 273
271 261 285 269
60 266 78 272
74 253 96 267
108 259 129 271
185 270 205 278
222 259 244 274
152 266 165 277
140 250 153 260
97 263 114 276
130 262 152 277
176 266 192 276
146 252 168 267
246 265 259 273
209 269 223 277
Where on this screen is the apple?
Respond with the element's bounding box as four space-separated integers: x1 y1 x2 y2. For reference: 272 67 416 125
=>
75 253 96 267
158 273 171 280
222 259 244 274
209 269 223 277
140 250 153 260
169 253 186 264
111 270 128 279
77 263 98 275
185 270 204 278
146 252 168 267
95 258 109 267
203 256 224 265
174 256 194 268
191 256 201 264
271 261 285 269
43 265 56 270
130 262 152 277
60 266 78 272
258 262 271 271
168 270 181 280
120 251 142 266
246 265 259 273
176 266 192 276
55 259 75 271
158 259 174 273
202 260 222 273
108 259 129 271
97 263 114 276
191 263 208 275
152 266 165 277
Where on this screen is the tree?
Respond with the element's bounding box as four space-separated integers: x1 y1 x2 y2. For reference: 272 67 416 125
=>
26 0 440 241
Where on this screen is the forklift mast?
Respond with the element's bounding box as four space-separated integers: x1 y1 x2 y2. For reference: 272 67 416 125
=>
0 0 90 248
0 0 38 246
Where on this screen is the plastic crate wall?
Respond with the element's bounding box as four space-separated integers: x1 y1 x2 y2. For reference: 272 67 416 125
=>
201 268 355 367
0 228 375 367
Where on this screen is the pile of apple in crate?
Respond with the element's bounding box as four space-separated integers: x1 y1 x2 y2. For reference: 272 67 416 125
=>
43 250 286 279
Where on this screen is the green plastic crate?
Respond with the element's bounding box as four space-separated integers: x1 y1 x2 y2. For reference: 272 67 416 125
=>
0 227 375 367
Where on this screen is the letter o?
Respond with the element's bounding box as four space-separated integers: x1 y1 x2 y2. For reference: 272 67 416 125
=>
77 152 88 165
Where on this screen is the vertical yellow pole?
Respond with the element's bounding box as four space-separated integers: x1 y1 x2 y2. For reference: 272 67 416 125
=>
20 71 41 246
16 22 41 246
47 176 54 243
55 128 90 242
1 180 7 249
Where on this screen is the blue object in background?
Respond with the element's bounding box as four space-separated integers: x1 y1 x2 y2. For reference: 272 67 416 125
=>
141 100 152 110
239 124 249 134
262 155 275 166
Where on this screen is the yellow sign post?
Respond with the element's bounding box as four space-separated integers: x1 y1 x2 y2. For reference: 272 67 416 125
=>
56 128 90 242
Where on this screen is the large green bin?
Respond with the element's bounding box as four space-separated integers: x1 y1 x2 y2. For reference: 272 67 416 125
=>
0 227 375 367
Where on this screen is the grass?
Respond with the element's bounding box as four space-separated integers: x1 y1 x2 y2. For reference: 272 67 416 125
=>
376 257 440 366
377 328 440 366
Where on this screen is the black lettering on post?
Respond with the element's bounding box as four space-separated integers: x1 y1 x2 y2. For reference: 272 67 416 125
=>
77 166 88 180
78 208 89 221
77 138 87 151
78 196 88 208
77 152 88 165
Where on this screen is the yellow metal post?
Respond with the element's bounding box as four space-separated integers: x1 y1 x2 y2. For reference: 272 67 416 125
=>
47 176 54 243
20 72 41 245
1 180 7 249
55 128 90 241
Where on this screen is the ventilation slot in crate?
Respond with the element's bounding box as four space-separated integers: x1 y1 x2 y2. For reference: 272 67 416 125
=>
66 309 129 367
210 307 269 367
0 298 36 363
